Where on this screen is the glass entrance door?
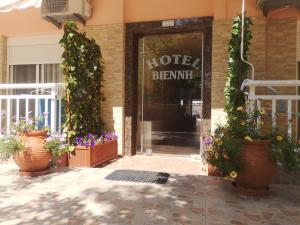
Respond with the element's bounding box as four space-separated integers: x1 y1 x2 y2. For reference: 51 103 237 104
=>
137 32 204 156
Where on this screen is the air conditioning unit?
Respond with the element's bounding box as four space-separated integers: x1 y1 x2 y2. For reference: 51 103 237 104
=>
41 0 91 27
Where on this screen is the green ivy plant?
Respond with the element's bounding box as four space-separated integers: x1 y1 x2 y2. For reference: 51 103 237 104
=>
60 21 105 144
204 15 253 177
224 15 252 119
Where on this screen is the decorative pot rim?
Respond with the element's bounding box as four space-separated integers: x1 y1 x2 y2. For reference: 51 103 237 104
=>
244 140 272 145
22 130 48 137
17 130 48 137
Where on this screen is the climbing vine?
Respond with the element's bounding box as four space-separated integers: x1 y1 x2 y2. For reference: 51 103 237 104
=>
224 15 253 118
60 22 105 143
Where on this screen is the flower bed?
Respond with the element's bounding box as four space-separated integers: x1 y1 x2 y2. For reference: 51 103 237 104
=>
68 132 118 168
69 140 117 167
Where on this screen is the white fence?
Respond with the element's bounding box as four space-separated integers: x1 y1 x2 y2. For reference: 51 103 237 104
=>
241 79 300 136
0 83 64 135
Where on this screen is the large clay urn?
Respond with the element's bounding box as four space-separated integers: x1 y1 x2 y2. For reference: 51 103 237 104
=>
236 140 277 195
14 130 51 176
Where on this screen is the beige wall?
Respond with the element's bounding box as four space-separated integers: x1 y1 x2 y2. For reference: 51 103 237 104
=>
3 0 298 37
85 24 124 155
211 16 298 135
124 0 213 22
265 18 297 134
0 0 124 37
211 20 232 131
0 36 7 84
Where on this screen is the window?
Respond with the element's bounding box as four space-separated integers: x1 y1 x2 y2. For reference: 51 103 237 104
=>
9 64 63 85
8 63 63 121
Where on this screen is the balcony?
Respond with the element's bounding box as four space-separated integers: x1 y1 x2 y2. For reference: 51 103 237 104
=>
0 83 64 135
242 79 300 137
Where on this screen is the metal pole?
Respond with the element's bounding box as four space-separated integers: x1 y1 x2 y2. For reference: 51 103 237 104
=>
241 0 255 80
141 38 145 153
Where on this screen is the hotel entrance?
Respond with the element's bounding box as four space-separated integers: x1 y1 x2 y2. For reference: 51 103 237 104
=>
137 32 204 156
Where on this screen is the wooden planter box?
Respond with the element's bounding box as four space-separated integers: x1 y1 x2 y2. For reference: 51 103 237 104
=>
68 140 118 167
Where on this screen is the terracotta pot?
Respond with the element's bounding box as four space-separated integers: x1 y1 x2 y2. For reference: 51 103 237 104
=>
56 153 68 167
236 140 277 192
208 164 223 177
69 140 118 167
13 130 51 175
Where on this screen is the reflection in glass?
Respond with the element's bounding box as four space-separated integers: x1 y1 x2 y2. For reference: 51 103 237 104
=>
138 32 204 156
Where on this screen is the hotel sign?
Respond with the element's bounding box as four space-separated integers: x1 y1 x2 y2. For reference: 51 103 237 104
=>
146 54 201 80
162 20 175 27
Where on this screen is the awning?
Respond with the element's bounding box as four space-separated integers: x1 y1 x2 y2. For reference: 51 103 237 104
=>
0 0 42 13
256 0 300 15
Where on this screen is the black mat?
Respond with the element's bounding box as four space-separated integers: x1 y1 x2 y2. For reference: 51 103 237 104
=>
105 170 170 184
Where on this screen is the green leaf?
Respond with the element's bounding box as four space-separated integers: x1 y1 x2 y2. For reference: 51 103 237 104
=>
68 146 75 152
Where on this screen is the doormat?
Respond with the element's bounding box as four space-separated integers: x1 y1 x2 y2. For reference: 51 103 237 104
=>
105 170 170 184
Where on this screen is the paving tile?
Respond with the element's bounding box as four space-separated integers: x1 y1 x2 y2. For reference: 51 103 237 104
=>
0 157 299 225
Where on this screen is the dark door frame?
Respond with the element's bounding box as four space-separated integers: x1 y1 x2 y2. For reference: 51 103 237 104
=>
296 61 300 140
124 17 213 156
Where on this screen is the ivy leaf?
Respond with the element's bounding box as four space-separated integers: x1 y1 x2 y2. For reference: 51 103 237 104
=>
68 146 75 152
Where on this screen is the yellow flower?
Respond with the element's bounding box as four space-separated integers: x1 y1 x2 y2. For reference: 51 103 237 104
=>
240 121 245 126
207 146 213 152
230 171 238 179
215 152 219 159
237 106 244 111
258 120 264 125
276 135 283 141
244 136 253 142
260 108 266 115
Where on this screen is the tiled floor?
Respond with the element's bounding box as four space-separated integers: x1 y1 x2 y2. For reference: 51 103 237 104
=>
0 156 299 225
100 155 208 176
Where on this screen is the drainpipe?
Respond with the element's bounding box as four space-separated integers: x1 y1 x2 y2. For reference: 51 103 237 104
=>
241 0 255 80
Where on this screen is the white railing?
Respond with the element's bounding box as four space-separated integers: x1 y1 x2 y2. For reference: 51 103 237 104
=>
0 83 64 135
241 79 300 136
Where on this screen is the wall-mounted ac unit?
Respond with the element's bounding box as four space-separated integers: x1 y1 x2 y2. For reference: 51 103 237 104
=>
41 0 91 27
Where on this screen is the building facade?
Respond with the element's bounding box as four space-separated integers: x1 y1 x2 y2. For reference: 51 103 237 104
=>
0 0 299 156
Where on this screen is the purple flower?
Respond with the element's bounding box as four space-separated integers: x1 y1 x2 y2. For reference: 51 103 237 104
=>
76 137 83 146
203 136 213 146
75 131 117 148
84 141 89 148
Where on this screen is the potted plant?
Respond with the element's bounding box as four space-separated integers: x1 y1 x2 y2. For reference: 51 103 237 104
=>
202 14 300 195
0 136 25 163
0 118 51 176
203 107 300 195
45 133 70 168
68 131 118 167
